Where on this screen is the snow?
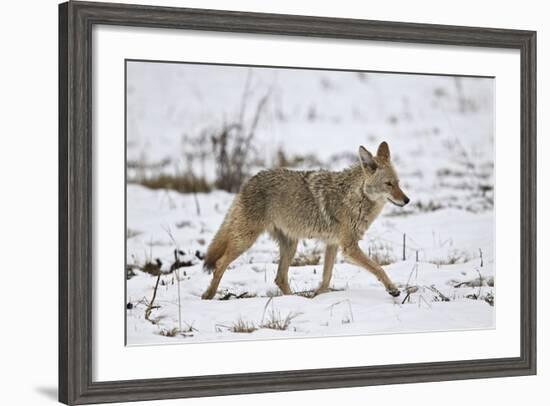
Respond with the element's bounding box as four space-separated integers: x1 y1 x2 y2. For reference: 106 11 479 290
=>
126 185 494 345
125 61 495 345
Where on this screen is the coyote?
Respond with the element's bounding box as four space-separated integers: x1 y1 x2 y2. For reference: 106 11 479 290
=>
202 142 409 300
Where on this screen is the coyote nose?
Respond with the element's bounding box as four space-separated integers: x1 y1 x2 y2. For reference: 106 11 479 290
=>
403 196 410 205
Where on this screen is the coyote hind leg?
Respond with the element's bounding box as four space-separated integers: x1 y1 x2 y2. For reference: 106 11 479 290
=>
271 229 298 295
201 251 237 300
201 229 261 300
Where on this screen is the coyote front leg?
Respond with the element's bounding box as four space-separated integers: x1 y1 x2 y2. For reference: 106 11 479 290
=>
341 243 400 297
273 232 298 295
315 244 338 296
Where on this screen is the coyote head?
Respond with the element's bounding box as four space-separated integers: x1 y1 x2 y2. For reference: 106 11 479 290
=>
358 142 410 207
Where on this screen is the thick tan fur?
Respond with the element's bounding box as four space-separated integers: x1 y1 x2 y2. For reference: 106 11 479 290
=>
202 142 409 300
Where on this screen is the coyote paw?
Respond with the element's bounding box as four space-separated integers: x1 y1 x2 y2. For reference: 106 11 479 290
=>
387 288 401 297
274 279 292 295
201 291 215 300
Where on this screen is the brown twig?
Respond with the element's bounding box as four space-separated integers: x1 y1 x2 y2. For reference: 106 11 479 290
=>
145 272 162 323
475 268 483 298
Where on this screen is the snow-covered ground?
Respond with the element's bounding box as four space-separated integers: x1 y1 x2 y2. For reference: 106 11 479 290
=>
125 62 495 345
126 186 494 345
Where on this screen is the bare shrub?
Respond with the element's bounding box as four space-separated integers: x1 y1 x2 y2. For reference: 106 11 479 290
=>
210 71 271 192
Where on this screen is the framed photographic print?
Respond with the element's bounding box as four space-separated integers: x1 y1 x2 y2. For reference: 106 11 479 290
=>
59 1 536 404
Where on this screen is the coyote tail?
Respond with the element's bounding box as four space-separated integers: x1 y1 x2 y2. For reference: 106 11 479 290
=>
203 224 229 273
203 200 238 273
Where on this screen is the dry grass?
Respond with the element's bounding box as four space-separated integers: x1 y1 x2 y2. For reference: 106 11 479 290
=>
158 323 196 338
453 275 494 288
230 319 258 333
260 309 300 331
465 291 494 306
158 327 179 337
367 243 395 266
141 259 162 276
219 291 257 300
431 250 471 266
130 173 211 193
294 290 317 299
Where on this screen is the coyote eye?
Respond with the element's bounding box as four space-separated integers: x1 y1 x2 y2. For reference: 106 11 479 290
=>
385 182 392 187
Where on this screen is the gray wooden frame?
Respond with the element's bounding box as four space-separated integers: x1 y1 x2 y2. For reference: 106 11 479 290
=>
59 1 537 404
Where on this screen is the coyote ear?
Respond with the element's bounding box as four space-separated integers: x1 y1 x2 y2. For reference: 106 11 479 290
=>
377 141 390 161
358 146 377 172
